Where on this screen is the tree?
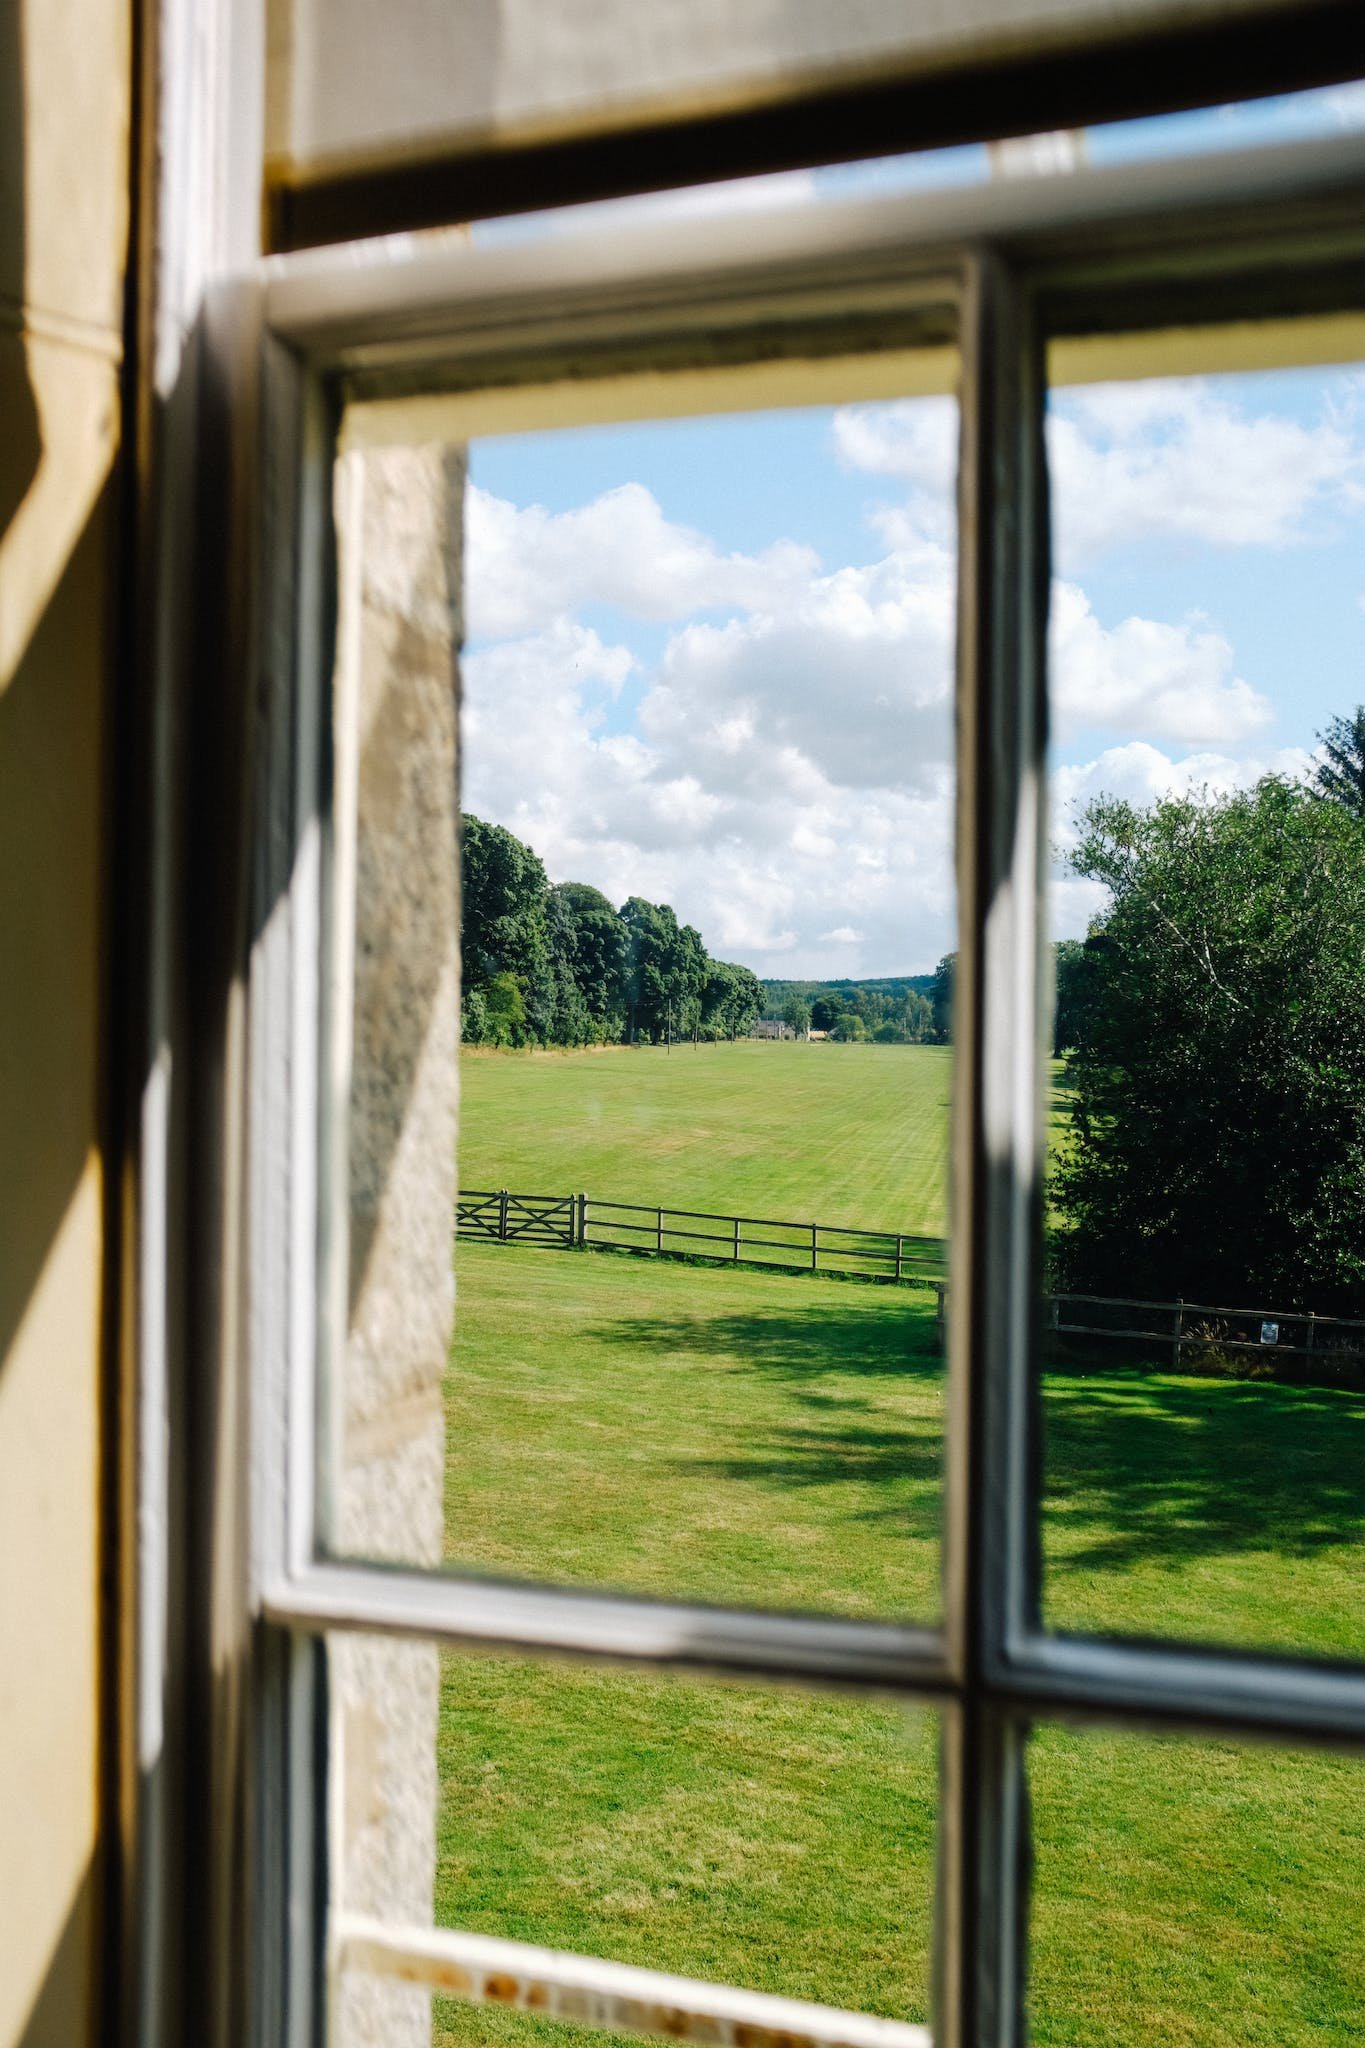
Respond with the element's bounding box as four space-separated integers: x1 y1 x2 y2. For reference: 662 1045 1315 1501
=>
619 897 707 1043
810 993 842 1033
1314 704 1365 815
460 815 552 1044
551 882 630 1040
930 953 955 1043
1051 939 1092 1055
831 1012 866 1042
782 996 812 1039
1053 777 1365 1312
702 961 763 1040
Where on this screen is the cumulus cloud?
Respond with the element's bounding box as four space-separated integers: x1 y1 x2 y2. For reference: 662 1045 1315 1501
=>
1049 582 1272 744
1047 381 1357 566
461 385 1337 974
835 379 1361 571
466 482 817 638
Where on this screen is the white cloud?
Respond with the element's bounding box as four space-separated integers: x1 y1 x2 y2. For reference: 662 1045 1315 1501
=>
1046 381 1357 567
1049 581 1272 744
461 392 1336 975
835 379 1361 570
466 482 817 638
639 534 956 797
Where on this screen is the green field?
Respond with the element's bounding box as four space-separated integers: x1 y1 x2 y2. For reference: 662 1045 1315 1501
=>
432 1043 1365 2048
458 1040 952 1234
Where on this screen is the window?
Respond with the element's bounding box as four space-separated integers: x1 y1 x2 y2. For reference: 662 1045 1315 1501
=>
238 128 1365 2048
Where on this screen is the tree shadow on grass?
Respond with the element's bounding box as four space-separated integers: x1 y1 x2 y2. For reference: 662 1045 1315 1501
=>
581 1291 944 1387
582 1295 943 1536
1043 1370 1365 1576
682 1388 943 1537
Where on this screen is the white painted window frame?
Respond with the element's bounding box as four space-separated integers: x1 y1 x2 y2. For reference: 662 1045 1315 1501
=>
227 129 1365 2048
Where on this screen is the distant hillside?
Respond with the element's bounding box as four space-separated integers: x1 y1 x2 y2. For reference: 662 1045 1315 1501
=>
760 974 935 1020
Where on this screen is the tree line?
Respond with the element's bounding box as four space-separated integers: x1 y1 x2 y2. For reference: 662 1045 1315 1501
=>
776 983 939 1043
911 710 1365 1314
461 816 764 1048
1051 717 1365 1314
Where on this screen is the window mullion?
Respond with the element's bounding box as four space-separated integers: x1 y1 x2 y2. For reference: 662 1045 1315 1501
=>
938 245 1047 2048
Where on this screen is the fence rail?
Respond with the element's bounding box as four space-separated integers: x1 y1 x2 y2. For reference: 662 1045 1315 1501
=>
456 1188 944 1285
457 1191 1365 1372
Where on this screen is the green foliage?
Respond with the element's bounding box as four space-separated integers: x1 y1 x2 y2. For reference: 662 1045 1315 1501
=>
1054 777 1365 1311
701 960 763 1041
930 951 955 1043
460 816 757 1049
460 816 553 1046
1314 702 1365 815
1051 938 1090 1055
831 1011 866 1041
550 881 629 1041
764 980 936 1042
782 995 812 1037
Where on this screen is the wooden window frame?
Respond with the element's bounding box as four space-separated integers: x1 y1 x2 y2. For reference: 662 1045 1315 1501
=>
209 127 1365 2048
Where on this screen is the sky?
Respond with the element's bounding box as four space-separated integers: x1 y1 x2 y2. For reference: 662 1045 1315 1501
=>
459 84 1365 981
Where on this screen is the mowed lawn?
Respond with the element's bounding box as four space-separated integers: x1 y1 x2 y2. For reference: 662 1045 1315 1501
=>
458 1040 951 1236
436 1244 1365 2048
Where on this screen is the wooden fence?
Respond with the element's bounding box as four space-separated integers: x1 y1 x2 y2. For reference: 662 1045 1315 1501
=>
456 1187 944 1286
1045 1289 1365 1369
456 1193 1365 1369
924 1283 1365 1371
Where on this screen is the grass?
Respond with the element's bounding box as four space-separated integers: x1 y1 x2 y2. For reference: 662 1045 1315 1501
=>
431 1043 1365 2048
435 1244 1365 2048
444 1248 942 1619
458 1040 951 1235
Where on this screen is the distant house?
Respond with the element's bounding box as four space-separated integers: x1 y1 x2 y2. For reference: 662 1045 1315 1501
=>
754 1019 791 1039
808 1029 830 1042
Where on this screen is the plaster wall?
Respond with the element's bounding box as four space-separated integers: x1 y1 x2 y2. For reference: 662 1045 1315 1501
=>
0 1 130 2042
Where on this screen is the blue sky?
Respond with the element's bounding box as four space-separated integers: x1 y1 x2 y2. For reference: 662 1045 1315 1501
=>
461 85 1365 979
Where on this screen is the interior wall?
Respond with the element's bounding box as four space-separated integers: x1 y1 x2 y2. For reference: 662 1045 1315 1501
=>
0 0 131 2041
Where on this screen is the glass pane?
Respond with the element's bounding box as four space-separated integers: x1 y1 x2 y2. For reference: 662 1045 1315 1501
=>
1029 1722 1365 2047
325 364 959 1626
1041 327 1365 1660
328 1637 938 2048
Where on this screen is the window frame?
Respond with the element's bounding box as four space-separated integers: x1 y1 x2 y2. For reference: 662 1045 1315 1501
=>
229 127 1365 2048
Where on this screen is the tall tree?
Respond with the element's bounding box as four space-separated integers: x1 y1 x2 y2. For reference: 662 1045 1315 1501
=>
1054 777 1365 1311
782 995 812 1038
551 882 630 1040
1314 704 1365 815
460 815 553 1045
930 953 955 1044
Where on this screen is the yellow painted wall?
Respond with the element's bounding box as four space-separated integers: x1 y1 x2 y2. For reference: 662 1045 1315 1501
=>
0 0 130 2040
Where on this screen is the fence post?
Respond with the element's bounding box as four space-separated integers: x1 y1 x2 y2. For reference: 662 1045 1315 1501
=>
1306 1310 1316 1358
656 1206 663 1254
576 1192 587 1248
733 1215 740 1264
1172 1297 1184 1371
810 1222 818 1272
895 1235 904 1282
499 1188 509 1241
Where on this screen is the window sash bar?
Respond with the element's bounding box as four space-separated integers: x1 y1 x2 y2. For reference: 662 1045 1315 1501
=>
263 1562 952 1693
264 1563 1365 1748
334 1916 933 2048
261 130 1365 382
936 246 1044 2048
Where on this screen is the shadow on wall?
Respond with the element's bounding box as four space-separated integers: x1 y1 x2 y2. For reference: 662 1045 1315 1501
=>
9 1857 100 2048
